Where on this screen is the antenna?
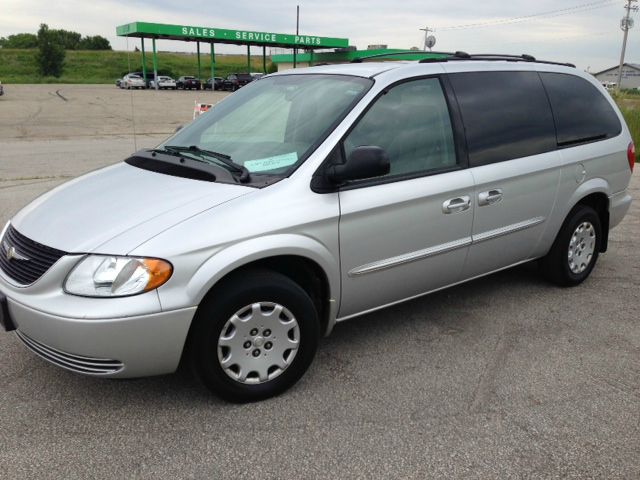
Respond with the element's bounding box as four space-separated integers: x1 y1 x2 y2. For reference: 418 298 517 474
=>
419 26 436 51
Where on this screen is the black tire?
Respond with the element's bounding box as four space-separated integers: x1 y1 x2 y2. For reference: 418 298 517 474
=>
188 270 320 402
541 205 601 286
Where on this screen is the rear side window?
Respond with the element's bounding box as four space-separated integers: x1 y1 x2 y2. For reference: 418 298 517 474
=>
540 73 621 146
449 71 556 167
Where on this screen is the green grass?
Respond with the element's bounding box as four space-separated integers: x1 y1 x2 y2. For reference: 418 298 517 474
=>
0 49 275 83
614 94 640 156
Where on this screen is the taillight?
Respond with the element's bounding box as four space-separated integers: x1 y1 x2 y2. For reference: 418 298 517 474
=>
628 142 636 172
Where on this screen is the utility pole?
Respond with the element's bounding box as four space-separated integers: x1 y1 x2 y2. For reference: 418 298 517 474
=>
616 0 638 91
420 26 435 51
293 5 299 68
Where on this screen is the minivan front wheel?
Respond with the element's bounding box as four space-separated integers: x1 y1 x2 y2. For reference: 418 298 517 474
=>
188 270 319 402
541 205 601 286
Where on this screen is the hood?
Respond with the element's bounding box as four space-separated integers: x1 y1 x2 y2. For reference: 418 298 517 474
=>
11 162 252 253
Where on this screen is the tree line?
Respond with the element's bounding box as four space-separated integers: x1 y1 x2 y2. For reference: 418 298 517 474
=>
1 24 112 77
0 27 111 50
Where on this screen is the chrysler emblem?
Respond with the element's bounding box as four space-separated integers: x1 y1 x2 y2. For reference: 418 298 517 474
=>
3 243 29 262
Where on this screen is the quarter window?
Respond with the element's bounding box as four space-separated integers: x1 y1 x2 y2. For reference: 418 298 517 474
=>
540 72 621 146
449 71 557 167
343 78 457 178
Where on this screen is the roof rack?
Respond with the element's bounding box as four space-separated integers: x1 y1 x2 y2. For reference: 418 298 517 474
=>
350 51 449 63
418 51 576 68
351 50 575 68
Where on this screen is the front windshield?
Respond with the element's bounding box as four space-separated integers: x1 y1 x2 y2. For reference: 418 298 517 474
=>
162 74 373 176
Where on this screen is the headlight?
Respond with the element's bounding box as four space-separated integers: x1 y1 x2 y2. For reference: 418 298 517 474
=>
65 255 172 297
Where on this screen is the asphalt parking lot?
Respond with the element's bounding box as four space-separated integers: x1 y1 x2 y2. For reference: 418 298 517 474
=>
0 84 639 479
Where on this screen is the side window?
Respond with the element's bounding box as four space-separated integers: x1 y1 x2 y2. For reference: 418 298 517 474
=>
343 78 457 178
540 72 621 146
449 71 556 167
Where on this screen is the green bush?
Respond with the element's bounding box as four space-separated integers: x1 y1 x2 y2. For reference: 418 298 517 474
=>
0 49 274 83
36 24 65 77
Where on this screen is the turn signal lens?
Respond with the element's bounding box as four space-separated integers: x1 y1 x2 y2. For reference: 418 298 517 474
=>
628 142 635 172
142 258 173 291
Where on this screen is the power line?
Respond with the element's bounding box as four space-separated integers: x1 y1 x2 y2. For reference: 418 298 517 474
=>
500 30 616 46
439 0 617 30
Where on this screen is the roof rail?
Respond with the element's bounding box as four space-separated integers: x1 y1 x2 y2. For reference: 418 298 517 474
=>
350 51 450 63
349 50 575 68
418 51 575 68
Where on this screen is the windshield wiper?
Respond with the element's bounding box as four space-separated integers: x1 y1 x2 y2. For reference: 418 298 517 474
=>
164 145 250 183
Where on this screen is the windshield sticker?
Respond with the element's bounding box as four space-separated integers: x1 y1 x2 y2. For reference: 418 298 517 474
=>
244 152 298 172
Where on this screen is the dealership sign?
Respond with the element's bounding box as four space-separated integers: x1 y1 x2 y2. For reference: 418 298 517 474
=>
117 22 349 48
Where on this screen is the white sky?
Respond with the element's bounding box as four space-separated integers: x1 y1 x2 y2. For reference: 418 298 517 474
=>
1 0 638 72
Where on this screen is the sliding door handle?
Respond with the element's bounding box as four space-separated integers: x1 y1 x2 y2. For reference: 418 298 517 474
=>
478 189 503 206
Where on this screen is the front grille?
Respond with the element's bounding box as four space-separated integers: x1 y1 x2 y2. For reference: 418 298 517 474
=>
0 225 67 285
16 331 124 375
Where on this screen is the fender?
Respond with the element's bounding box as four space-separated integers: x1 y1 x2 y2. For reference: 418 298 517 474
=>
184 234 341 327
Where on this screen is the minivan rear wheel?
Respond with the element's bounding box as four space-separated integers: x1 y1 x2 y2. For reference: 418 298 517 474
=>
188 270 320 402
541 205 601 286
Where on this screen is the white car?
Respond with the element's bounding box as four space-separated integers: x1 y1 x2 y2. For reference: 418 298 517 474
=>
122 74 146 90
150 76 177 90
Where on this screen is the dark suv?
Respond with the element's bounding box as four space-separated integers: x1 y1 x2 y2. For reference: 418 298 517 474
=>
222 73 254 91
204 77 224 91
176 76 201 90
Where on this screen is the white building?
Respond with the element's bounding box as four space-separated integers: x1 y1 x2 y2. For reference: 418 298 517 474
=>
593 63 640 89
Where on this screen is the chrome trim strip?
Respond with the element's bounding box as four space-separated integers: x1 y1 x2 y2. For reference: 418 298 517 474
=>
16 330 124 375
337 258 536 323
348 237 472 277
472 216 545 244
347 216 545 277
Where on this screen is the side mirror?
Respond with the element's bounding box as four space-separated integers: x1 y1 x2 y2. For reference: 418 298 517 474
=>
174 125 184 133
328 146 390 184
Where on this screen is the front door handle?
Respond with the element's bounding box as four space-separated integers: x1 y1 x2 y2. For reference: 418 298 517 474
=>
478 189 503 206
442 195 471 214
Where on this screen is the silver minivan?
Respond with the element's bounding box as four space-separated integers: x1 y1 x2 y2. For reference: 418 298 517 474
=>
0 54 634 401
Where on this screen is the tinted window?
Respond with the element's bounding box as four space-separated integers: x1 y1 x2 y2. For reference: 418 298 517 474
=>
449 71 556 166
343 78 457 178
540 72 621 146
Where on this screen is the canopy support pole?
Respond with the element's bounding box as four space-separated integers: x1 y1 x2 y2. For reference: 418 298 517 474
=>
152 38 158 90
210 42 215 85
197 41 201 82
263 46 267 73
140 38 147 85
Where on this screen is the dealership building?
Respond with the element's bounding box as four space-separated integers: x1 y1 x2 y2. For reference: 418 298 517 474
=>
593 63 640 89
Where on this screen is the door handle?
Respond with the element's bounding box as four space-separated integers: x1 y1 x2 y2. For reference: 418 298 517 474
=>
442 195 471 214
478 189 503 206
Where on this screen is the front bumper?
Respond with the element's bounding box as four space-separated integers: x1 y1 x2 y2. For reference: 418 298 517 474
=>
0 255 196 378
7 298 196 378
